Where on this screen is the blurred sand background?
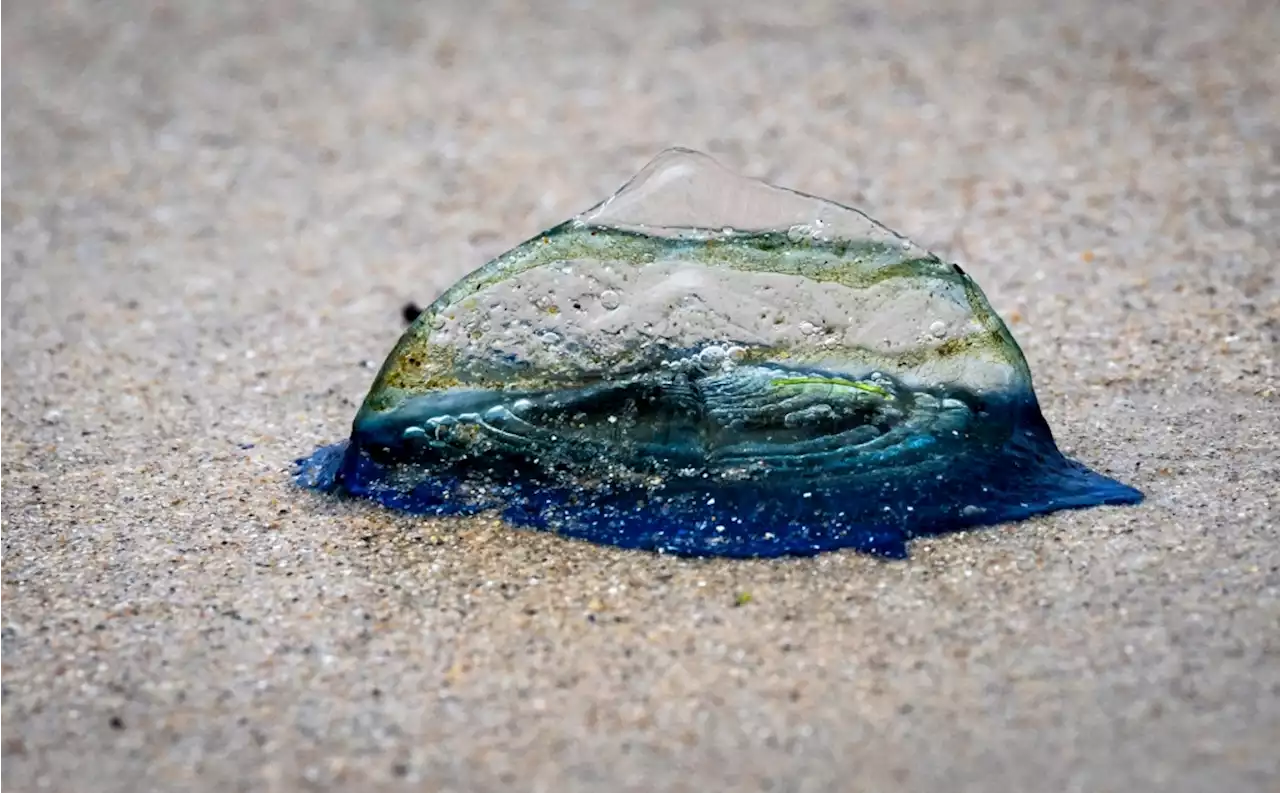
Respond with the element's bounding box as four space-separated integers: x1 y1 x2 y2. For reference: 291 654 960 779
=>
3 0 1277 790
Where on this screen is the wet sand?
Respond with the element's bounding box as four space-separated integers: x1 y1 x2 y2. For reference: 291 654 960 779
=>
3 1 1277 790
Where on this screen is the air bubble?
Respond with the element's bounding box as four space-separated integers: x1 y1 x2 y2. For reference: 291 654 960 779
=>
600 290 621 310
697 345 728 367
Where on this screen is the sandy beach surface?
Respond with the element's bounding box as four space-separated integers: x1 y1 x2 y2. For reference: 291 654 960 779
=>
3 1 1277 790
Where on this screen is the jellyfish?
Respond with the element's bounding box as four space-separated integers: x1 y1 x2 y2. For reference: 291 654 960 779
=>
296 148 1143 558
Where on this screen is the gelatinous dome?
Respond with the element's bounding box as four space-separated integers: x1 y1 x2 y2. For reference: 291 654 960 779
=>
297 148 1142 558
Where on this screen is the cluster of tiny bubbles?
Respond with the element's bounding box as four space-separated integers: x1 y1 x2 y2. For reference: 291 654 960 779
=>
784 219 829 244
695 344 742 370
657 343 745 376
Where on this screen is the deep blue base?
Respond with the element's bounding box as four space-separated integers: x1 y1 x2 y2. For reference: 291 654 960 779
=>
294 433 1143 559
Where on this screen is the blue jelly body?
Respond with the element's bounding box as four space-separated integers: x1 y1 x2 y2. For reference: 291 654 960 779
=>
297 382 1141 559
